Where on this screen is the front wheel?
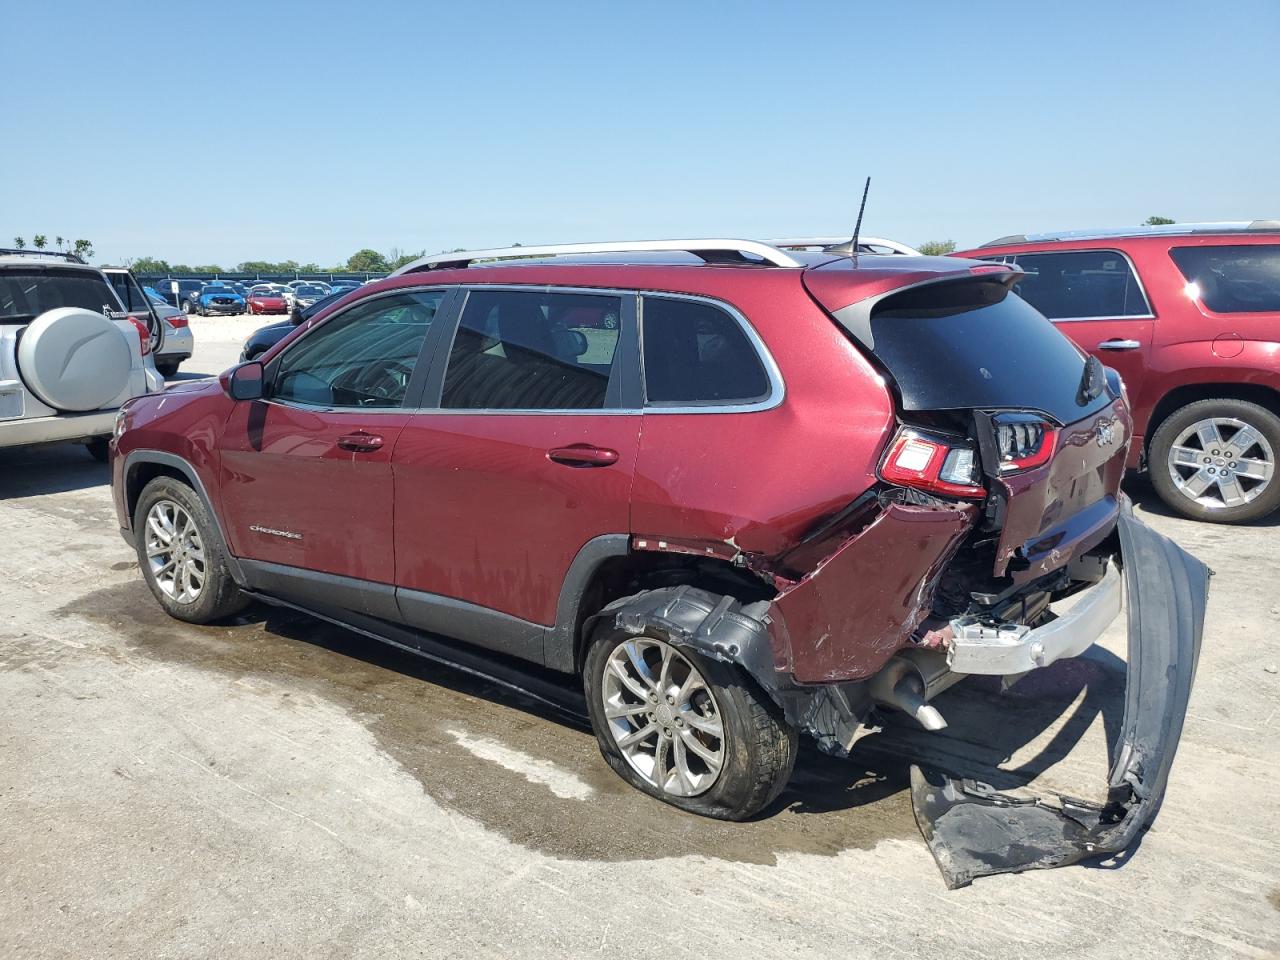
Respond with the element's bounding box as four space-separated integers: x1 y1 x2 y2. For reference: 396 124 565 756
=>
584 624 796 820
1149 398 1280 523
133 476 249 623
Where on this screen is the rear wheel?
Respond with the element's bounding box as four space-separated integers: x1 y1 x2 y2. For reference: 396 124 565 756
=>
1149 398 1280 523
584 622 796 820
155 359 180 377
133 477 249 623
85 437 110 463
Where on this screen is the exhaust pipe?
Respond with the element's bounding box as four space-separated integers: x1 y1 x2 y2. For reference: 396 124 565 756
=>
867 650 961 731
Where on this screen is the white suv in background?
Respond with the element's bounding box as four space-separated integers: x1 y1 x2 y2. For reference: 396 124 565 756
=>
0 250 163 460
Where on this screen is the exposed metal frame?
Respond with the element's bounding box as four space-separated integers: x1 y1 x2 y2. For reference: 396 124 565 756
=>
390 239 806 275
768 236 923 256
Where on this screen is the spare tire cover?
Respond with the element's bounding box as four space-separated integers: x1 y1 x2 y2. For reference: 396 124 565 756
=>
17 307 134 412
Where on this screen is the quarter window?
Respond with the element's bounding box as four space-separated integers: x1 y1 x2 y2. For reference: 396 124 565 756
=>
441 289 622 410
271 290 443 408
988 251 1150 320
1170 245 1280 313
641 296 770 405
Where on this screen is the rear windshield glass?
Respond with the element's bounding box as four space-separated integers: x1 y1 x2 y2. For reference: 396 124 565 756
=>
841 279 1111 424
0 268 119 323
1169 244 1280 313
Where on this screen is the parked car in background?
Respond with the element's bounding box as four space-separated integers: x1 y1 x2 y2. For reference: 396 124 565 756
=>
245 286 289 316
288 283 329 317
114 237 1207 887
151 278 203 309
957 220 1280 522
185 283 246 316
1 249 161 460
144 286 195 377
240 289 348 360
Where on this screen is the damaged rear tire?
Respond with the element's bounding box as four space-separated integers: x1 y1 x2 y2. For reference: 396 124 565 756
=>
584 621 796 820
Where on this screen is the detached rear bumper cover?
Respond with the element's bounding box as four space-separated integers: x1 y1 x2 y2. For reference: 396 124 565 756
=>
911 510 1209 888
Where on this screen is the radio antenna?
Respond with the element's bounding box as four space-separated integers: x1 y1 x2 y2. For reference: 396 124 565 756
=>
850 176 871 264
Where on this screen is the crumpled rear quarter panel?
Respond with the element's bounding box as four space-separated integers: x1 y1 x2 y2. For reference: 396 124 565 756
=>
769 503 977 683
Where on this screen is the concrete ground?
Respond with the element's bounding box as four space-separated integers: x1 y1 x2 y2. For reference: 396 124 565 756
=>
1 326 1278 958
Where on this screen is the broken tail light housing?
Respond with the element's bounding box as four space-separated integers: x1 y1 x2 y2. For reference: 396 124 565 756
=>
993 415 1058 472
880 428 986 499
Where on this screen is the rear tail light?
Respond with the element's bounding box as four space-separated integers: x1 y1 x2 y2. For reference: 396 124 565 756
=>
880 428 986 499
994 417 1058 472
167 314 188 328
127 316 152 355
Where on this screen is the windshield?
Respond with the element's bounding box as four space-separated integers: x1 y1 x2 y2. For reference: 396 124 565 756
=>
296 285 326 296
0 268 120 323
203 286 236 296
837 278 1112 424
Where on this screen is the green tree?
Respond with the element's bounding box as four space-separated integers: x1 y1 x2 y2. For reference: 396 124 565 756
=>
916 239 956 256
12 237 24 249
55 236 64 250
346 248 389 273
1144 216 1175 225
72 239 94 261
387 250 424 271
33 235 47 249
131 256 172 275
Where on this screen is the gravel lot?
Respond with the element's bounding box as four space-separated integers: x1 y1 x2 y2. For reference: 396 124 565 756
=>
1 326 1278 958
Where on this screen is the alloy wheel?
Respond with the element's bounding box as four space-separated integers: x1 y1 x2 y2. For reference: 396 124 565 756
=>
601 637 725 797
143 499 206 603
1167 416 1275 510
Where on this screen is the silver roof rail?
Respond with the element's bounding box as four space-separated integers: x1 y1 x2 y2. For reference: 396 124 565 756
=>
390 239 806 276
769 236 922 256
981 220 1280 247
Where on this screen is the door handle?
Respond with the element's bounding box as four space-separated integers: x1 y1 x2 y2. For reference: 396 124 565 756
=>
1097 339 1141 351
547 444 619 467
336 431 385 453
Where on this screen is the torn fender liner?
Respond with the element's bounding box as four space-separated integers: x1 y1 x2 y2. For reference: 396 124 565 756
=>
911 508 1209 888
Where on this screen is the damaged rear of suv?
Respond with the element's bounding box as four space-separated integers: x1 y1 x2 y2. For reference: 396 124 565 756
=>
112 239 1207 886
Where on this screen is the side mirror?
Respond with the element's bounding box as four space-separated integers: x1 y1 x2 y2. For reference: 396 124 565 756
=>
221 361 265 401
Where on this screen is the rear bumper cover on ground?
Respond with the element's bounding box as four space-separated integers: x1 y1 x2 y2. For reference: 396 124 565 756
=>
910 508 1209 887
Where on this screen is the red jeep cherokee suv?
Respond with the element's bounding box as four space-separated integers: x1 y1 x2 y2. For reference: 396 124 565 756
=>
110 239 1208 886
957 221 1280 523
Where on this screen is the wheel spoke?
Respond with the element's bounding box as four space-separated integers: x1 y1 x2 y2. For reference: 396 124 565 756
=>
678 727 721 767
1229 424 1262 456
622 641 656 690
670 736 696 793
1179 470 1214 498
608 658 651 701
1195 421 1224 450
655 643 674 696
682 710 723 739
651 734 670 788
604 700 649 720
1170 445 1202 468
1235 456 1273 481
616 722 657 749
1216 472 1248 507
147 514 173 545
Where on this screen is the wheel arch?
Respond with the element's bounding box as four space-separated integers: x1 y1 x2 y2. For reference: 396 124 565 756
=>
123 450 246 585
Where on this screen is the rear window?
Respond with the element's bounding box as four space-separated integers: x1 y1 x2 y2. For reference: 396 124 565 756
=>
0 268 120 323
1170 244 1280 313
841 278 1111 423
107 273 150 311
641 297 770 405
981 250 1150 320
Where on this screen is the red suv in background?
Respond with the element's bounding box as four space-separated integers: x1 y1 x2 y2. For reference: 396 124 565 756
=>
957 222 1280 522
109 238 1208 887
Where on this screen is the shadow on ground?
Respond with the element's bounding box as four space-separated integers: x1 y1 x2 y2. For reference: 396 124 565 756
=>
59 577 1128 867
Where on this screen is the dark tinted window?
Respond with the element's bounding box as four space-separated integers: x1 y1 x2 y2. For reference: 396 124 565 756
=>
272 290 442 408
854 278 1110 423
1170 244 1280 313
107 273 150 311
641 297 769 405
0 268 120 323
988 250 1150 319
442 289 621 410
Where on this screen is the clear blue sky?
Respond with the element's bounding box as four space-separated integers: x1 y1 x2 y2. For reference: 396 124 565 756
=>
4 0 1277 267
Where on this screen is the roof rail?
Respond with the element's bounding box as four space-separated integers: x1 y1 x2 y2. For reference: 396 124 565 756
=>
980 220 1280 247
389 239 805 276
769 236 922 256
0 248 86 264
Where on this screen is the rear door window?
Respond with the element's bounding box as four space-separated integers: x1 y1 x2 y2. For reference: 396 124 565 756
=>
984 250 1150 320
640 296 771 406
1169 244 1280 313
0 268 122 323
441 289 623 410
